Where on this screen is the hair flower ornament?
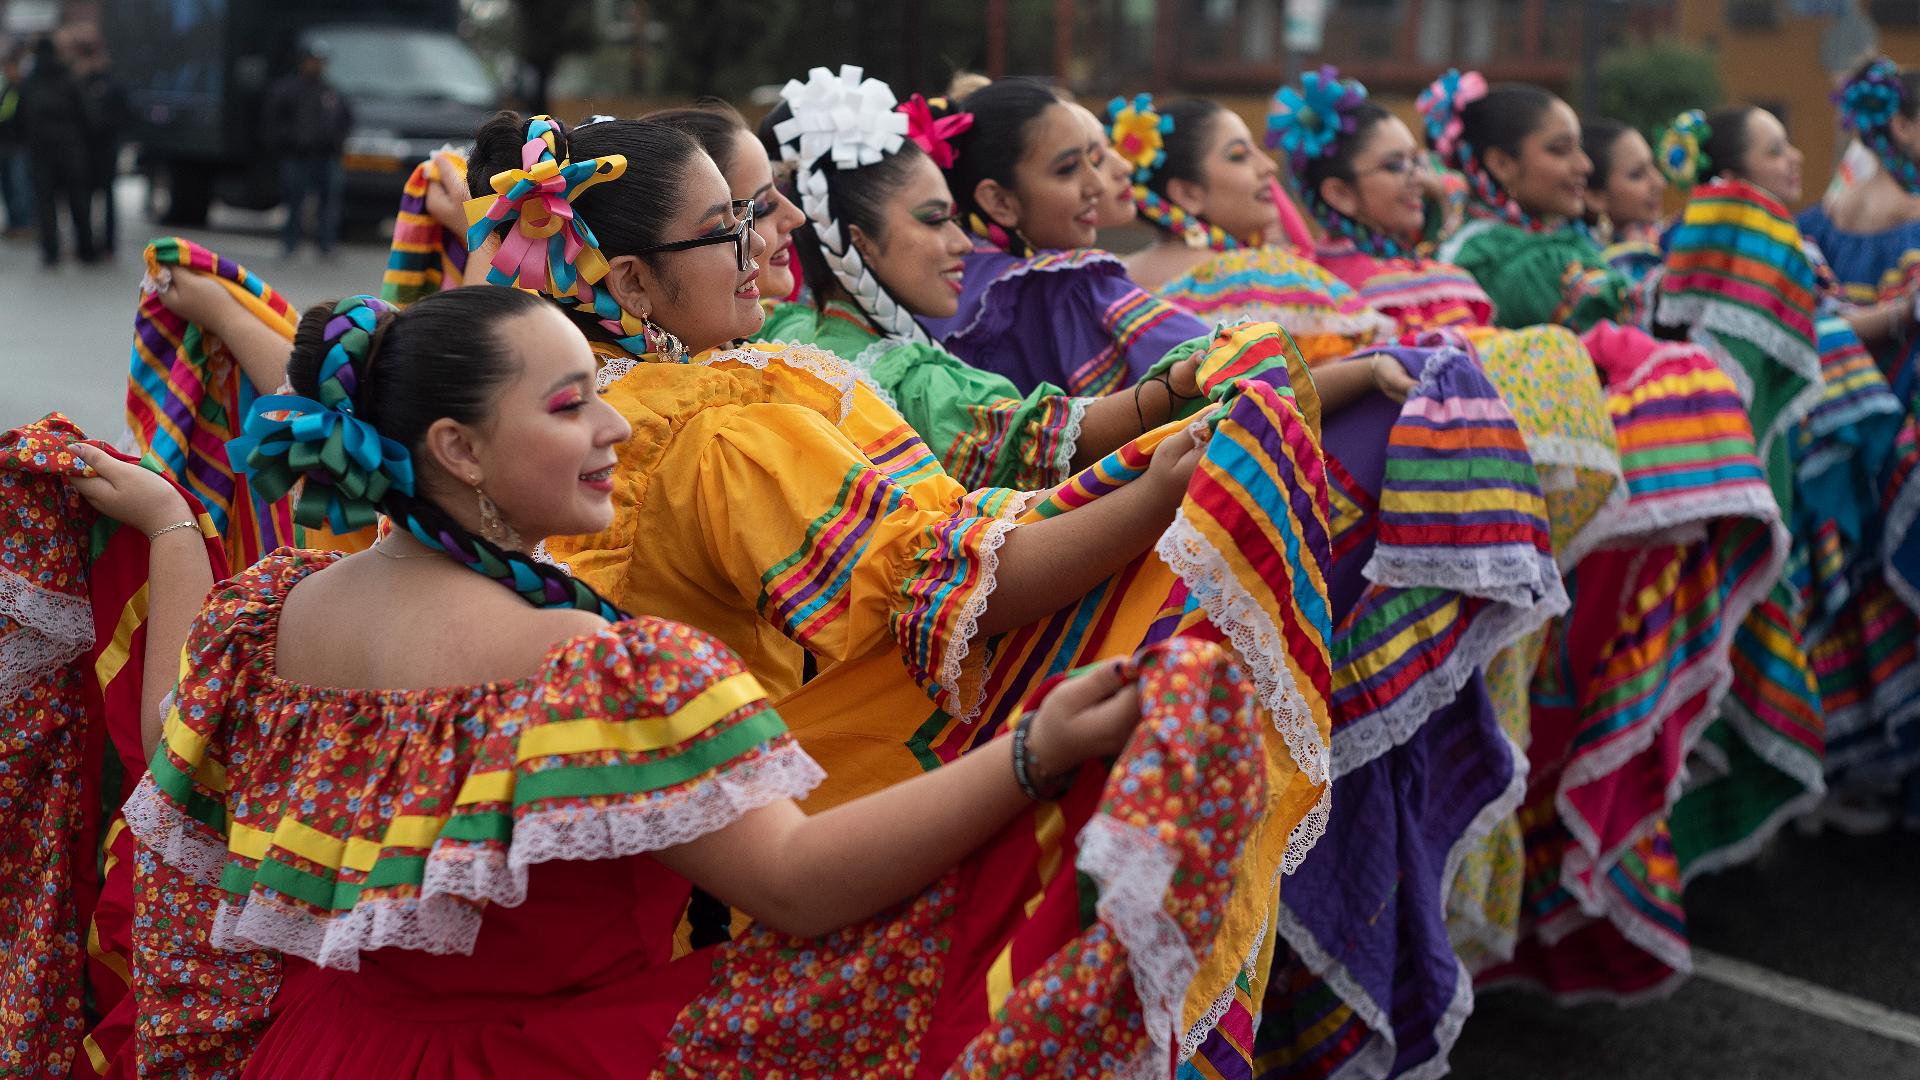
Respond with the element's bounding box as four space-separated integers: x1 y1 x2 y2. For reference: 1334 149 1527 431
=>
1835 56 1920 195
1839 57 1906 135
1656 108 1711 188
1106 93 1172 182
1268 65 1367 173
227 296 414 534
898 93 973 169
1416 68 1487 162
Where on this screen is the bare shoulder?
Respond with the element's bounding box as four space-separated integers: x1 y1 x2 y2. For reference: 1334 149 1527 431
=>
276 554 612 689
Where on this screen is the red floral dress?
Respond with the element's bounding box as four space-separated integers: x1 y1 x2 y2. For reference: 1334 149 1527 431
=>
125 551 1269 1077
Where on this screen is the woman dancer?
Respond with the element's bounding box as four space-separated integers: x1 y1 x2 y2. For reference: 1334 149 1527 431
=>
1799 58 1920 402
462 107 1339 1071
1423 72 1629 330
1660 103 1920 837
651 87 1207 493
918 77 1211 394
124 285 1268 1075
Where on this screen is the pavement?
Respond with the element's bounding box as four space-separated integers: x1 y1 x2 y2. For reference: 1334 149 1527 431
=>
5 193 1920 1080
1 181 393 439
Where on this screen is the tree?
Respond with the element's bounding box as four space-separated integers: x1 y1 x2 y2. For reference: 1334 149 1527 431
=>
511 0 597 114
1595 39 1724 138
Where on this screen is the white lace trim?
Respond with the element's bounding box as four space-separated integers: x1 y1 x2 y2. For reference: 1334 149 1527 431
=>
1562 482 1778 573
699 343 861 425
1441 730 1530 951
1052 397 1093 487
928 513 1018 725
0 569 94 705
1170 301 1396 347
1521 433 1626 482
1548 514 1789 913
1433 218 1497 266
1285 782 1333 877
1365 279 1491 313
1655 295 1826 460
1332 551 1568 777
1178 904 1272 1065
942 249 1128 347
846 338 902 410
127 741 826 971
1076 814 1200 1076
1269 901 1397 1080
1153 510 1327 787
594 353 637 392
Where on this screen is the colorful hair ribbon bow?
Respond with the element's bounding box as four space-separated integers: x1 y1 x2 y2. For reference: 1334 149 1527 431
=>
227 296 416 533
462 115 627 298
898 93 973 169
1415 68 1487 162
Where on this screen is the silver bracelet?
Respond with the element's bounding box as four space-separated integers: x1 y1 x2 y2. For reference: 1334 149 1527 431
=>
1011 714 1069 801
145 520 198 541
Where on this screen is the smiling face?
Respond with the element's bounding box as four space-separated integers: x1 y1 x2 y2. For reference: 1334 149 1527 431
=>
1595 127 1665 230
433 304 632 543
1066 100 1138 227
722 128 807 300
850 153 974 319
976 102 1107 250
1168 109 1280 244
607 152 768 355
1486 98 1591 221
1732 108 1804 204
1322 115 1427 239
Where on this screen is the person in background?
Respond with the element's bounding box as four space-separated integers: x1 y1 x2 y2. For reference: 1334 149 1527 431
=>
261 43 351 257
18 35 94 266
0 43 32 238
74 35 125 256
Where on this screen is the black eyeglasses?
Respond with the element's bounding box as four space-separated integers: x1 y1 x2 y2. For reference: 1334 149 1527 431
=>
633 200 756 271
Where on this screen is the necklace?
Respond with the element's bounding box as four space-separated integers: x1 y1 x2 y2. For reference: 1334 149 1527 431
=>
371 537 443 561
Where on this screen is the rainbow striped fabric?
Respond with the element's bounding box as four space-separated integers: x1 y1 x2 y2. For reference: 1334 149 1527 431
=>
1788 317 1920 799
380 154 469 307
1157 246 1396 366
127 238 297 572
1477 327 1788 1001
0 415 225 1077
1657 179 1824 510
1248 341 1561 1080
1328 344 1564 775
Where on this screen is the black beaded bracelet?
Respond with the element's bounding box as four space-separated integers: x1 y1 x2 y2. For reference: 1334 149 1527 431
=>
1011 715 1066 801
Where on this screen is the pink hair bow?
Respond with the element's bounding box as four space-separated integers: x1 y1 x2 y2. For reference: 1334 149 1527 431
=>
898 94 973 169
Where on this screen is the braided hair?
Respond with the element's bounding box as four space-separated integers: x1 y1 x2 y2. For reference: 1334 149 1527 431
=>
1838 57 1920 196
770 68 933 343
235 289 625 621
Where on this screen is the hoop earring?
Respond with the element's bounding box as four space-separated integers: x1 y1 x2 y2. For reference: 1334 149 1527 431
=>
642 316 688 362
475 485 523 549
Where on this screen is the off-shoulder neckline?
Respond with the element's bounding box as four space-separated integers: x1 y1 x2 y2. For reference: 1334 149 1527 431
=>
251 550 617 704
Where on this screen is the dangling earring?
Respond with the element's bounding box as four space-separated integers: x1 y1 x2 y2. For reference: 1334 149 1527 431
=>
642 316 688 362
1182 218 1209 249
474 484 523 549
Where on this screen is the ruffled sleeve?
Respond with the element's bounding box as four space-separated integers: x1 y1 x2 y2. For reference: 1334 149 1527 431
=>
692 404 1022 720
864 338 1091 491
126 602 823 973
928 248 1210 395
